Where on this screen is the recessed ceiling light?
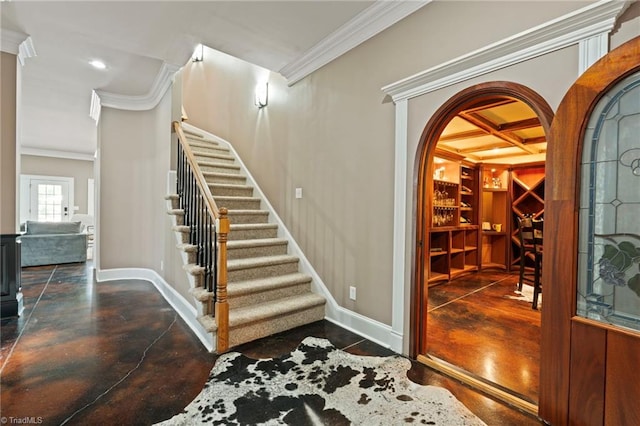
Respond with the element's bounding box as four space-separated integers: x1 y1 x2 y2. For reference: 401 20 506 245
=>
90 60 106 70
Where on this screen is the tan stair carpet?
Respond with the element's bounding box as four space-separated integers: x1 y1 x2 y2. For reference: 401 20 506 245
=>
170 130 326 349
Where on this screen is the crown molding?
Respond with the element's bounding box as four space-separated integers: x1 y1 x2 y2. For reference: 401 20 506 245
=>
21 147 96 162
280 0 431 86
17 36 36 66
1 29 28 55
90 90 102 124
381 0 631 101
96 61 181 111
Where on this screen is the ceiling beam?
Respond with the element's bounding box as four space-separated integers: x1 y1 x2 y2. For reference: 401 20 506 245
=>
498 117 541 131
438 129 488 142
458 112 538 155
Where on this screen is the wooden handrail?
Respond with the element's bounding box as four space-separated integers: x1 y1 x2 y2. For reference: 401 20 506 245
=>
173 121 219 220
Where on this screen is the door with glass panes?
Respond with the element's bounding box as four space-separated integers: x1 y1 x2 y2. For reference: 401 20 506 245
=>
541 36 640 426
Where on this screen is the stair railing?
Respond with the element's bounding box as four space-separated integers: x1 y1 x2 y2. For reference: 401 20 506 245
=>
173 121 229 353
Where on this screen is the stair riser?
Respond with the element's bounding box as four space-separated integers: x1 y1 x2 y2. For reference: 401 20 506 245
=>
190 146 230 155
167 197 180 210
194 154 235 164
227 212 269 224
228 227 278 240
227 243 288 260
228 261 299 282
210 186 253 197
216 198 261 210
171 214 184 226
228 304 325 348
199 163 241 174
229 282 311 309
185 250 197 264
174 230 189 244
205 175 247 185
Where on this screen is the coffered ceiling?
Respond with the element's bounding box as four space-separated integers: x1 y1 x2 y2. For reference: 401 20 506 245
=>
438 98 546 164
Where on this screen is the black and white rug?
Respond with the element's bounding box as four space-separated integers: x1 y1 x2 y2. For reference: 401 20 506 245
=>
157 337 485 425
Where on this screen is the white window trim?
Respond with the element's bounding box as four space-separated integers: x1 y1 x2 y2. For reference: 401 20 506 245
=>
20 174 75 224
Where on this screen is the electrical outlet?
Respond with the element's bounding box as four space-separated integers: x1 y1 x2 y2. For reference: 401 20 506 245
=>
349 286 356 301
160 260 164 272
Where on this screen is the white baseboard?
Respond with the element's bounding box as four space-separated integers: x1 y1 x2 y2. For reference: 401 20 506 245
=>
95 267 214 352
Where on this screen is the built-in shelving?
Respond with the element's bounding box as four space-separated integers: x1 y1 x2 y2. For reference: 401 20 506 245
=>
480 165 509 270
427 154 481 284
510 164 545 270
428 227 479 283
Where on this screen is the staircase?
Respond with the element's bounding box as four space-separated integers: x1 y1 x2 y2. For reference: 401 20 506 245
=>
167 126 326 350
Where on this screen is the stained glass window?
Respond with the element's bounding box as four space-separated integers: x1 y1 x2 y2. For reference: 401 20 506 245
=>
577 70 640 331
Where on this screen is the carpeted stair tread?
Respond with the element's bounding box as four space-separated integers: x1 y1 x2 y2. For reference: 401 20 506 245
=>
226 238 288 259
197 314 217 332
228 293 325 328
193 152 235 163
177 243 197 253
227 238 288 250
183 263 204 276
210 184 254 198
227 254 299 271
214 196 261 210
191 147 231 157
202 171 246 185
167 208 184 216
226 209 270 224
228 272 311 297
187 139 222 148
186 136 220 146
230 223 278 231
197 160 241 174
228 223 279 240
183 129 206 138
191 286 213 301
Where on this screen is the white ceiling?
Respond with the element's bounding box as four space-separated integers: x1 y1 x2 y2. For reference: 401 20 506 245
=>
1 1 426 159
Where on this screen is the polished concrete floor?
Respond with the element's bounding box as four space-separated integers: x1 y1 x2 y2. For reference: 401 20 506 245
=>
427 271 541 403
1 262 543 425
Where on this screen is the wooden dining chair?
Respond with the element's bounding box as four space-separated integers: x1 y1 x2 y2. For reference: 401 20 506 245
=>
517 215 536 291
531 218 543 310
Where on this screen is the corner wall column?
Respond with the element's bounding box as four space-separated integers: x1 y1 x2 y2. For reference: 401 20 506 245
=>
390 98 408 354
578 33 609 75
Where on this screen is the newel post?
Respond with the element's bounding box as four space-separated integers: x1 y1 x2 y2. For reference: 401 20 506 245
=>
215 207 230 353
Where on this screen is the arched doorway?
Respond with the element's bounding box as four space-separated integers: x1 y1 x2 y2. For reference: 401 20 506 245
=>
411 82 554 411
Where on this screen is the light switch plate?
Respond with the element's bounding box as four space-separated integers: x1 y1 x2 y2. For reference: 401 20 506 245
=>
295 188 303 199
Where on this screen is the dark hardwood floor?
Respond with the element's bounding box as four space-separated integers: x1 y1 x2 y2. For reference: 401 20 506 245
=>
427 271 541 403
1 262 542 425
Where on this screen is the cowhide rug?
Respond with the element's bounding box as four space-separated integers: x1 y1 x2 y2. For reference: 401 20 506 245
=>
157 337 486 425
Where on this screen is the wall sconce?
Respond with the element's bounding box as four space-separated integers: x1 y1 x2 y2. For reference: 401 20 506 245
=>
255 82 268 108
192 44 204 62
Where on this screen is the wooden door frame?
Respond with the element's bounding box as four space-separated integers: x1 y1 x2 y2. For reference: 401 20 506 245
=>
539 35 640 426
412 82 554 359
